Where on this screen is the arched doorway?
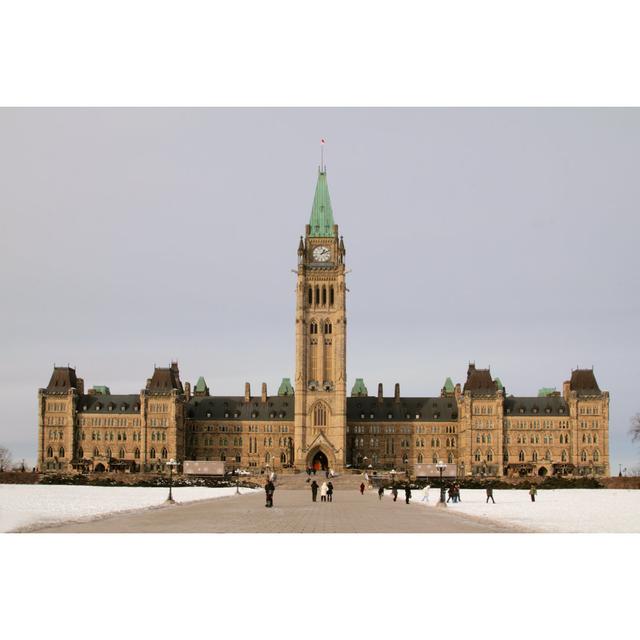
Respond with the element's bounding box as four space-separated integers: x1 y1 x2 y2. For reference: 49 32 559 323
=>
538 466 548 477
94 463 105 473
311 450 328 472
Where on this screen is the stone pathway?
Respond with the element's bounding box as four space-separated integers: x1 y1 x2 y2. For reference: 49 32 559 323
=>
33 486 521 533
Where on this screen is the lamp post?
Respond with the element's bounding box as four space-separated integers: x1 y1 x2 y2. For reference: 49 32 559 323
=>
166 458 178 503
436 460 447 507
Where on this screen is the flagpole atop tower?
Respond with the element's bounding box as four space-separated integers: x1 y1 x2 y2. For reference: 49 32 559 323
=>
320 138 326 172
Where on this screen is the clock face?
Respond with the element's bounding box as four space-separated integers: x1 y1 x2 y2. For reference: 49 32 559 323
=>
312 246 330 262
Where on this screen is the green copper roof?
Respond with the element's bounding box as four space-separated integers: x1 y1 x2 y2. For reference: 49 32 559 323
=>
443 377 454 393
278 378 294 396
494 377 503 390
309 170 335 237
92 385 110 395
538 387 557 397
351 378 368 396
194 376 208 393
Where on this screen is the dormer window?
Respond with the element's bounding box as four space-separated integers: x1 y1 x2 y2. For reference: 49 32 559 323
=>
416 414 421 419
519 408 525 414
224 412 229 418
387 413 392 419
82 405 88 411
360 413 365 419
369 413 374 419
234 412 239 418
96 404 102 411
405 413 411 419
206 411 212 418
559 408 564 414
108 405 114 411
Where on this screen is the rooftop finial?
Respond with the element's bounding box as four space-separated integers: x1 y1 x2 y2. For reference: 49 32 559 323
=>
320 137 326 172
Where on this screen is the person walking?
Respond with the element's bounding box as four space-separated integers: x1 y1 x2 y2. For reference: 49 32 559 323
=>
327 481 334 502
454 483 461 503
529 485 537 502
320 481 328 502
391 485 398 502
447 485 453 503
404 484 412 504
265 479 275 508
311 480 319 502
359 482 365 495
421 484 430 502
378 486 384 500
486 486 495 503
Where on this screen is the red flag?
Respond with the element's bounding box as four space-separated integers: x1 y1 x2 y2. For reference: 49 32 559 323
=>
320 138 326 144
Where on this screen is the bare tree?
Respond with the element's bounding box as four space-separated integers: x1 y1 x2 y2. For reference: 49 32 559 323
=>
631 413 640 443
0 445 12 471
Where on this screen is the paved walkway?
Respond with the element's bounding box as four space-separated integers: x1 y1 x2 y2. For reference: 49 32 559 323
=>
34 487 521 533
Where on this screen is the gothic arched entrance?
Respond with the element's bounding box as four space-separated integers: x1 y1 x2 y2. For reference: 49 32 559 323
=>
94 463 105 473
310 450 328 472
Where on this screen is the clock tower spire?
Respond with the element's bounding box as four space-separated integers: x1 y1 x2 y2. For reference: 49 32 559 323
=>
294 166 347 471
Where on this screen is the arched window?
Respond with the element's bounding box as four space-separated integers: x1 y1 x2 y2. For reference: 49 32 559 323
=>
78 447 84 458
47 446 53 458
532 451 538 462
119 447 125 459
220 451 227 461
58 446 65 458
150 448 156 459
487 450 494 462
265 452 271 463
93 447 99 457
432 453 438 463
447 452 454 464
580 450 587 462
330 286 334 305
561 449 567 462
308 287 312 305
161 448 168 459
106 447 112 459
135 448 140 459
315 286 320 305
593 449 600 462
322 286 327 306
417 453 424 463
518 450 525 462
324 322 332 334
545 449 551 461
151 432 155 441
474 450 481 462
280 451 286 464
313 403 327 427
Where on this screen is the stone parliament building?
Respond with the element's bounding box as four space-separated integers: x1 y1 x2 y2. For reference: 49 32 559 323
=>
37 166 610 478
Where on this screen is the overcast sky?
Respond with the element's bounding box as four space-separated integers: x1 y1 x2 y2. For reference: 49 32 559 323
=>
1 108 638 472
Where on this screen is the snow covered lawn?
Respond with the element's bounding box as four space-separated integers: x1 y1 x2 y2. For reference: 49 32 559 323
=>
0 485 257 532
416 488 640 532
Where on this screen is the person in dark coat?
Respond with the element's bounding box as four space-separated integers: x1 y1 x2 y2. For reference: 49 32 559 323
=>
378 486 384 500
454 483 461 503
447 485 453 503
327 481 334 502
404 484 412 504
486 487 495 503
391 485 398 502
311 480 319 502
530 485 537 502
265 480 275 508
359 482 365 495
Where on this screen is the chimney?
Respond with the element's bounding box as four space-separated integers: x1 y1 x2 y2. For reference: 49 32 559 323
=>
184 382 191 401
394 383 400 402
261 382 267 402
562 380 571 400
244 382 251 402
76 378 85 395
377 383 383 403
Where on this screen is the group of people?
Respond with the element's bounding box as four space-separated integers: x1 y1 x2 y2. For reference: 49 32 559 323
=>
306 466 335 478
371 483 414 504
446 483 462 503
310 479 334 502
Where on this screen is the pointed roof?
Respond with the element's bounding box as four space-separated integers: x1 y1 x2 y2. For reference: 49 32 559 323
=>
443 377 455 393
278 378 294 396
194 376 209 396
309 170 335 237
351 378 368 397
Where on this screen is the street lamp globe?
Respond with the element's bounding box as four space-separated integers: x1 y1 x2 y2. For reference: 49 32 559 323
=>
166 458 178 503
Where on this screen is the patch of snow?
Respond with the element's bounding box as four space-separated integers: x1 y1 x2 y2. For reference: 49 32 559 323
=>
0 485 258 532
415 488 640 532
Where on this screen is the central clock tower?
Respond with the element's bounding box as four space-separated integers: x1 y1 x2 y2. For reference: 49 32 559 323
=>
294 168 347 470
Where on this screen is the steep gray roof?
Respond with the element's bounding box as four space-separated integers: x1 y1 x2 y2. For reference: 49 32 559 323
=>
76 394 141 414
347 397 459 422
187 396 294 421
504 396 569 417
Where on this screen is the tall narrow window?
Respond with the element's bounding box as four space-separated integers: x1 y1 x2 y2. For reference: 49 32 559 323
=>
308 287 313 305
47 446 53 458
322 286 327 306
150 448 156 459
59 446 65 458
330 286 334 305
135 448 140 459
119 447 125 458
315 286 320 305
161 448 168 459
518 450 525 462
